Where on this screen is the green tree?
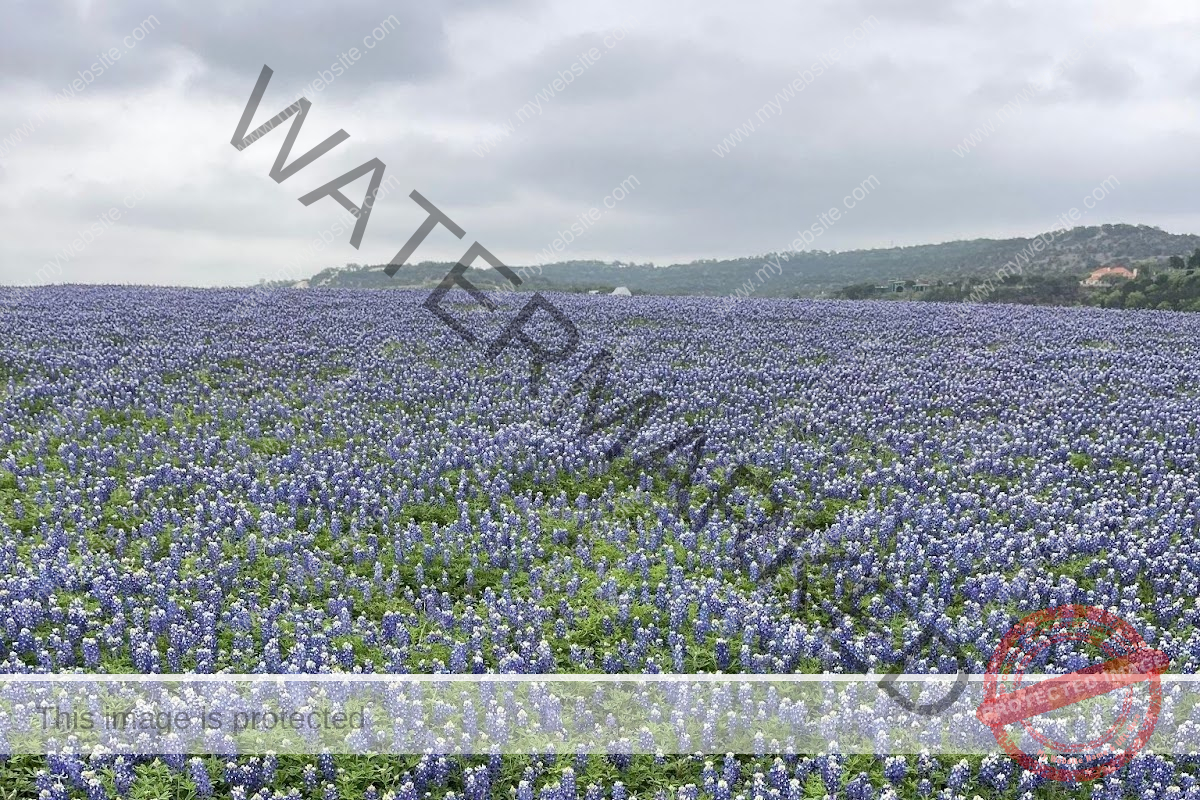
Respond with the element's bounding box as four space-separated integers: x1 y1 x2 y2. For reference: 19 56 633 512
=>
839 282 879 300
1169 255 1186 271
1189 249 1200 269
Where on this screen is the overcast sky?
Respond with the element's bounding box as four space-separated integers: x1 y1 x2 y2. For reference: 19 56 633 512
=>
1 0 1197 286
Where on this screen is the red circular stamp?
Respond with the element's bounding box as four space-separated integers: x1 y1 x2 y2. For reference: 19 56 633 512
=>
976 605 1168 782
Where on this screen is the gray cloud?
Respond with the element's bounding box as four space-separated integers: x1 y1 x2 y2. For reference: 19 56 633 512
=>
0 0 512 96
0 1 175 90
2 0 1200 285
1059 54 1140 101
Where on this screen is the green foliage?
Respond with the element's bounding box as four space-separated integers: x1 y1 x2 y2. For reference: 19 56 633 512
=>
1093 264 1200 311
398 502 458 526
902 272 1087 306
841 253 1200 313
838 281 880 300
0 357 25 383
248 436 289 456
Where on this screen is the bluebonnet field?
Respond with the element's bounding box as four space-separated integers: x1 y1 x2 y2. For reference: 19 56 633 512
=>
1 286 1199 799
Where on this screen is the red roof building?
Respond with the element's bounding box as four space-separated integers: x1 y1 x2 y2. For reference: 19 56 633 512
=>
1082 266 1138 286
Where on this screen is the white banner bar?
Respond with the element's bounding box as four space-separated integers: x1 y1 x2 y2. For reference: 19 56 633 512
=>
0 675 1194 756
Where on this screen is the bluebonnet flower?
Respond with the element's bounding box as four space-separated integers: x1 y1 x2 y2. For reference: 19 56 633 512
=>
721 753 740 786
883 756 907 785
816 754 842 794
84 776 108 800
318 752 336 782
188 758 213 799
845 772 872 800
302 765 319 793
946 760 970 791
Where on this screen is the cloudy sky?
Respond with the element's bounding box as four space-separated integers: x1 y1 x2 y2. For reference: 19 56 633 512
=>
1 0 1196 286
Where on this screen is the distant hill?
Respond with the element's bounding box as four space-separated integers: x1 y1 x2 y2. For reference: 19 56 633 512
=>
292 224 1200 298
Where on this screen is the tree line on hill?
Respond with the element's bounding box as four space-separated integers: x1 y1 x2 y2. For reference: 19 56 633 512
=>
286 225 1200 300
835 249 1200 311
279 224 1200 311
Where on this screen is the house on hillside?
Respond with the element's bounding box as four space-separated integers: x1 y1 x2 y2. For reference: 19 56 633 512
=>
1082 266 1138 286
879 279 928 294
